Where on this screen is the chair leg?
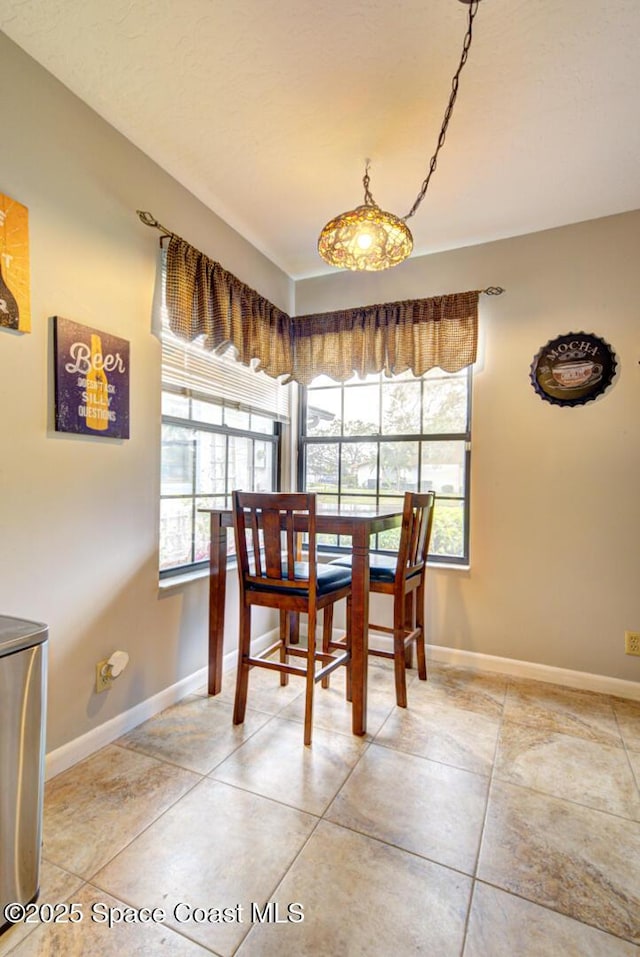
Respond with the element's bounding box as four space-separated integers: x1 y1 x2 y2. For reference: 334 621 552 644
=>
233 603 252 725
415 581 427 681
279 610 289 686
321 604 334 689
304 605 317 745
289 611 300 645
393 594 408 708
345 595 352 703
404 591 415 669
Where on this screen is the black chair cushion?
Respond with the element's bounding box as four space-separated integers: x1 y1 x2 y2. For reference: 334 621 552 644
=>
248 562 352 596
330 553 397 583
330 554 424 584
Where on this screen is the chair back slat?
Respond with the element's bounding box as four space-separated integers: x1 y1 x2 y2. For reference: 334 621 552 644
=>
248 509 263 577
395 491 436 585
262 506 285 579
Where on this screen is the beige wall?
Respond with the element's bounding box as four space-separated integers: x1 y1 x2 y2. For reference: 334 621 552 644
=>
296 213 640 681
1 32 639 762
0 34 291 753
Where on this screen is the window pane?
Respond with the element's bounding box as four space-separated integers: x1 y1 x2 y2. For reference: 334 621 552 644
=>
161 425 193 495
192 398 223 425
382 381 421 434
306 444 339 492
254 440 273 491
308 374 338 388
160 498 193 570
161 396 280 574
311 493 339 548
162 391 189 418
224 407 250 430
431 499 465 559
342 442 377 490
421 440 466 496
250 413 275 434
228 436 254 491
422 373 468 433
380 441 419 492
343 384 379 435
195 431 227 494
306 388 341 436
194 496 223 562
376 496 405 551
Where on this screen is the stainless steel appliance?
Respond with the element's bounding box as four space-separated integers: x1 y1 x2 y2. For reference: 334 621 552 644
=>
0 616 48 933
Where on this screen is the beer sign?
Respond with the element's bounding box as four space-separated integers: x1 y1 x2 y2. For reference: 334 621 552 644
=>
53 317 130 438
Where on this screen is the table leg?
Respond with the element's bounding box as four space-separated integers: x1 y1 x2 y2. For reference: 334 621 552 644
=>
350 526 369 735
208 512 227 695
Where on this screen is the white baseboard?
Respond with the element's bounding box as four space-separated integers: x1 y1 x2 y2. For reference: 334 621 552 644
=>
44 629 279 781
427 643 640 701
45 667 207 780
45 631 639 780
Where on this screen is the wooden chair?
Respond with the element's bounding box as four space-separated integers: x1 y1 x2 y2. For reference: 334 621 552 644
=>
232 491 352 745
329 491 435 708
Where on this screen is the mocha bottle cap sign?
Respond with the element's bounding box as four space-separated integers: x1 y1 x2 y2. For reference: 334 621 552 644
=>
530 332 617 407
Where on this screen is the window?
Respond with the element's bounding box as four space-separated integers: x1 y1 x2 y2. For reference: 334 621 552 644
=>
298 367 471 563
157 254 290 576
160 390 281 574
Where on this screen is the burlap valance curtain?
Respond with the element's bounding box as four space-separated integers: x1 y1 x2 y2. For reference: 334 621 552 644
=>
165 236 478 386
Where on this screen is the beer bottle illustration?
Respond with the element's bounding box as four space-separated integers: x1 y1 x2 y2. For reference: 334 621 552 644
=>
0 261 19 329
85 334 109 431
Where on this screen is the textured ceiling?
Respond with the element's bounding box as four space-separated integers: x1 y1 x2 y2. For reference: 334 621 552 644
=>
1 0 639 279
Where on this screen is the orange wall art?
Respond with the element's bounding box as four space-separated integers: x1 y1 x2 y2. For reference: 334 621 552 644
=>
0 192 31 333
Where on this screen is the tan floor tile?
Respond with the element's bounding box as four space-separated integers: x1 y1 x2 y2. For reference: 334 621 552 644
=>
494 721 640 819
465 882 640 956
213 662 305 714
92 777 317 956
277 663 396 738
478 780 640 944
19 664 640 955
503 679 621 745
2 883 211 956
43 745 200 878
236 819 472 957
0 861 84 956
613 697 640 751
211 716 367 815
420 665 508 718
325 743 488 874
374 694 500 775
118 694 271 774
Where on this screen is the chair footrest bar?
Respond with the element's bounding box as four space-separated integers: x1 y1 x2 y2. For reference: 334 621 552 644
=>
315 651 350 683
368 648 395 660
246 657 307 678
255 639 285 659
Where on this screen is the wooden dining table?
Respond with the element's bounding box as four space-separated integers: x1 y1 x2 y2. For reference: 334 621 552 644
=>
201 503 404 736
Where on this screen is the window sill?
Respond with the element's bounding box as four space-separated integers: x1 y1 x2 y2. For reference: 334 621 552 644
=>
158 556 467 591
431 562 470 572
319 550 469 572
158 567 211 591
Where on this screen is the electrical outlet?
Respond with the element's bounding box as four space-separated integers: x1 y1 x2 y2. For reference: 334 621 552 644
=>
95 659 113 693
624 631 640 656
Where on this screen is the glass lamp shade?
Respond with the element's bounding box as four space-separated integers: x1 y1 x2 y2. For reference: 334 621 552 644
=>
318 204 413 271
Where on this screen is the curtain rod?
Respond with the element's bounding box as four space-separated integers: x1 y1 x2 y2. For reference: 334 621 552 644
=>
136 210 505 296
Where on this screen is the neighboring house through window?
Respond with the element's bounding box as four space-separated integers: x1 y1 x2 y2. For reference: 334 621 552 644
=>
298 367 472 563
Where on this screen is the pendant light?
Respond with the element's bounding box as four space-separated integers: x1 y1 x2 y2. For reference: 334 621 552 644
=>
318 0 484 271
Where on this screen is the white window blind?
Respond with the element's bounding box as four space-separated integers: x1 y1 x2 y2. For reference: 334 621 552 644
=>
156 249 291 422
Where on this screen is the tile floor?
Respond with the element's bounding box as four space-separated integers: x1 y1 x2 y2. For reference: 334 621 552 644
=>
2 659 640 956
